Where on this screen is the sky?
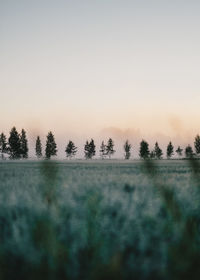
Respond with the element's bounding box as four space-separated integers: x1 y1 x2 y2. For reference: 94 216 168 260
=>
1 0 200 157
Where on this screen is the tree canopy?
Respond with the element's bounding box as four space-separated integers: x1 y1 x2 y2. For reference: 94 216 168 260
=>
45 132 57 159
139 140 150 159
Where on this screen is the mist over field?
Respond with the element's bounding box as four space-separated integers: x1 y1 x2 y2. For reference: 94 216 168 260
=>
1 123 198 159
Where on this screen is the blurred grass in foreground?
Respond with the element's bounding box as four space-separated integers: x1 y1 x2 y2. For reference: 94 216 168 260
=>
0 160 200 279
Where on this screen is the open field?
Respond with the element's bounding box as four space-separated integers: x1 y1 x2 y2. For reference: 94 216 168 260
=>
0 160 200 279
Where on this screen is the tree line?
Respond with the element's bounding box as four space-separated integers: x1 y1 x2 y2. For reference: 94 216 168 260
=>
0 127 200 160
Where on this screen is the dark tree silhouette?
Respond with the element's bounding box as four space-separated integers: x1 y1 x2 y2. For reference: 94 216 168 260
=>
45 132 57 159
0 133 8 159
194 134 200 156
167 141 174 159
20 129 28 158
99 141 106 159
35 136 42 158
176 146 183 158
139 140 150 159
106 138 115 159
84 140 90 159
89 139 96 158
84 139 96 159
124 140 131 160
65 140 77 159
154 142 163 159
8 127 21 159
185 145 194 158
150 150 155 159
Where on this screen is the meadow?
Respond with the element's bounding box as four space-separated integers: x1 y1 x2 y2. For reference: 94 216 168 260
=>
0 160 200 279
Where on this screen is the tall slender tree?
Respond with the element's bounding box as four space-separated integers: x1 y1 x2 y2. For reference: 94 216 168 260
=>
106 138 115 159
185 145 194 158
176 146 183 158
194 134 200 156
124 140 131 160
8 127 21 159
35 136 42 158
154 142 163 159
139 140 150 159
84 140 90 159
65 140 77 159
99 141 106 159
150 150 155 159
0 133 8 159
89 139 96 158
20 129 28 158
45 132 57 159
84 139 96 159
167 141 174 159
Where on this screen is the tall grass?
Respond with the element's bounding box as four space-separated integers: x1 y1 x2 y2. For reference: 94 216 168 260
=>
0 160 199 279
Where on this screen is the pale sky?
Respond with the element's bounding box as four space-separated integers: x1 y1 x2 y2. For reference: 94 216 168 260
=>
1 0 200 157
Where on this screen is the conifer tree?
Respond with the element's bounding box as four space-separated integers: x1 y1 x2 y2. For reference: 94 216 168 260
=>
139 140 150 159
35 136 42 158
106 138 115 159
8 127 21 159
167 141 174 159
154 142 163 159
20 129 28 158
185 145 194 158
65 140 77 159
0 133 8 159
194 134 200 156
124 140 131 160
99 141 106 159
176 146 183 158
150 150 155 159
84 140 90 159
84 139 96 159
45 132 57 159
89 139 96 158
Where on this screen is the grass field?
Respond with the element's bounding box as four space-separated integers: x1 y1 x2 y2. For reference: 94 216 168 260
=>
0 160 200 279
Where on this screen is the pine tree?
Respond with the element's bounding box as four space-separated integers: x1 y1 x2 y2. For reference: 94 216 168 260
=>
84 140 90 159
194 134 200 156
185 145 194 158
167 141 174 159
99 141 106 159
45 132 57 159
139 140 150 159
154 142 163 159
150 150 155 159
65 140 77 159
20 129 28 158
35 136 42 158
84 139 96 159
89 139 96 158
176 146 183 158
106 138 115 159
0 133 8 159
124 140 131 160
8 127 21 159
